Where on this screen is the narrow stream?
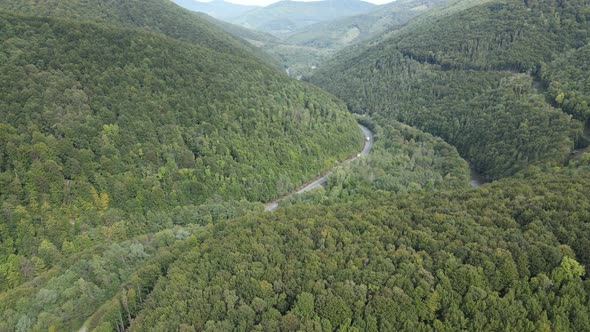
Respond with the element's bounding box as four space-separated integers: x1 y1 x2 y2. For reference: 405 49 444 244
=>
469 167 486 187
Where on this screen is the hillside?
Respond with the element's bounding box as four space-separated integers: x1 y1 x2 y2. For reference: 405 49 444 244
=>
2 0 590 330
196 12 283 45
0 1 362 312
194 12 285 69
540 43 590 124
230 0 376 35
0 0 264 57
312 0 590 180
127 163 590 331
172 0 259 20
0 110 476 331
262 0 451 79
287 0 450 50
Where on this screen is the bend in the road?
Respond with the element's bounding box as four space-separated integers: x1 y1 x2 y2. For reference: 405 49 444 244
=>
265 124 373 211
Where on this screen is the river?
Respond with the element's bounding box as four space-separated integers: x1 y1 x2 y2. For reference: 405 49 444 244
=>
469 165 486 187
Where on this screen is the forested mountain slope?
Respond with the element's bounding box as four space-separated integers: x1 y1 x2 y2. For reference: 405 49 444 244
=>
0 0 264 57
124 162 590 331
0 112 473 332
193 11 286 69
291 117 471 204
286 0 450 50
266 0 450 79
0 7 361 303
312 0 590 180
540 43 590 123
2 0 590 330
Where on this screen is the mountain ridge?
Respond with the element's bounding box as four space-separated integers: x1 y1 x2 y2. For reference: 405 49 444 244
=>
286 0 450 49
0 0 267 58
229 0 377 35
171 0 259 20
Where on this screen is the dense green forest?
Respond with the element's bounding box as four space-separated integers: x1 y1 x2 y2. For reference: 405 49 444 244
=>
281 117 470 209
312 0 590 180
0 0 270 58
191 0 453 80
323 118 469 194
540 43 590 123
0 7 362 300
275 0 450 78
109 162 590 331
1 0 590 331
0 87 473 331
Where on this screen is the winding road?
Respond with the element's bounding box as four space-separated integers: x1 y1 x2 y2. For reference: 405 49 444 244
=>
265 124 373 211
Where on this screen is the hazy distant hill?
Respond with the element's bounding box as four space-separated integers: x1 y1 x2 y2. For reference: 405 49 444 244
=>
196 11 283 45
230 0 376 35
271 0 449 78
172 0 259 20
287 0 450 49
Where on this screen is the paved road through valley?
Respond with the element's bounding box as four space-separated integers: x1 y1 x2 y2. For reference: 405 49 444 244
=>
265 124 373 211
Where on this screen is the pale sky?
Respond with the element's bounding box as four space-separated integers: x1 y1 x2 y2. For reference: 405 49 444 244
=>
211 0 396 7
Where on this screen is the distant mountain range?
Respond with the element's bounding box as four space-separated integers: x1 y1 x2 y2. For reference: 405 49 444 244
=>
175 0 377 35
286 0 450 49
171 0 259 20
233 0 376 35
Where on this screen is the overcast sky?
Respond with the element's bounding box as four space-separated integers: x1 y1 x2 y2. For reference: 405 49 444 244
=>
212 0 396 7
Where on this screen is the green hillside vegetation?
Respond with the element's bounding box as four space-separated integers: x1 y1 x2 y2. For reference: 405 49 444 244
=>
230 0 376 35
281 117 470 209
541 44 590 124
268 0 450 78
2 0 590 330
194 12 284 69
0 113 476 332
184 0 453 79
274 0 492 78
122 162 590 331
312 0 590 180
0 0 266 57
0 9 361 295
267 0 451 78
286 0 450 50
186 15 333 79
198 12 283 46
0 224 198 331
323 118 469 197
392 1 589 71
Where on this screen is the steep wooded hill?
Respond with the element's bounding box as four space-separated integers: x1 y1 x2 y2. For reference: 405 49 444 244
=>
2 0 590 331
0 0 264 56
286 0 450 50
540 43 590 124
0 6 360 301
313 0 590 180
125 163 590 331
0 110 475 332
